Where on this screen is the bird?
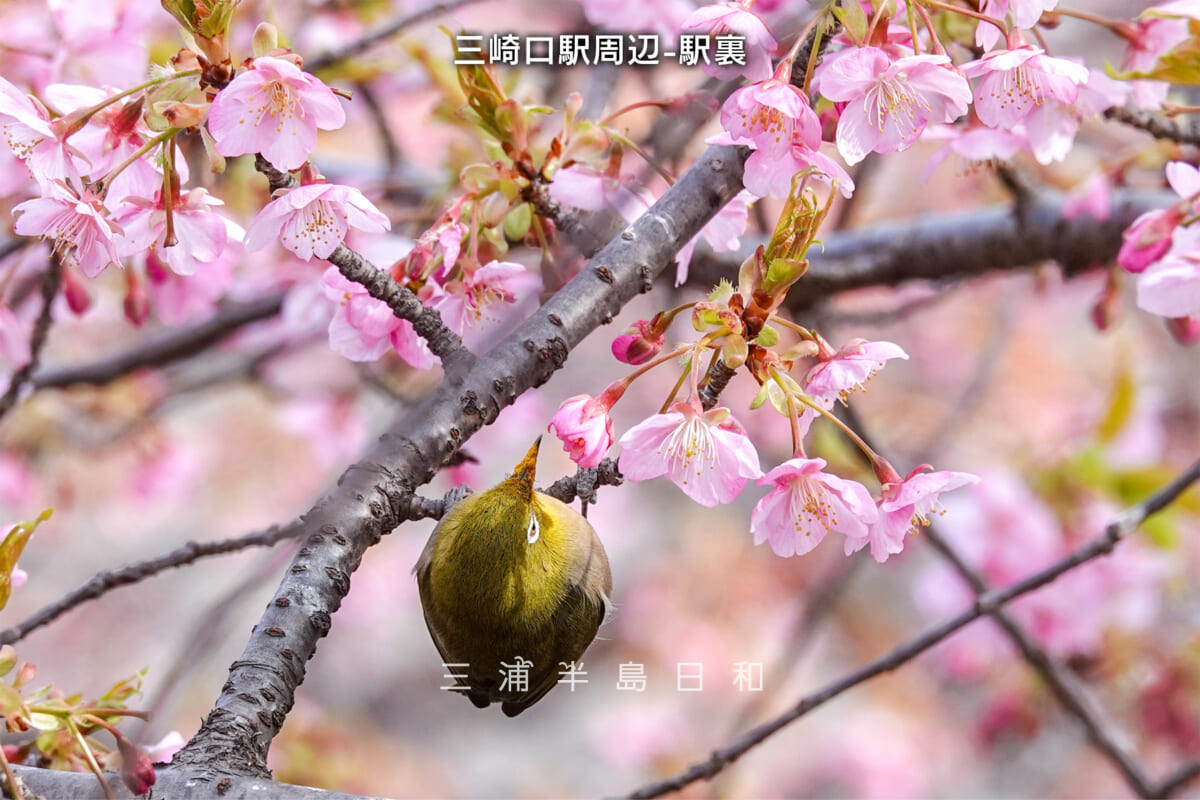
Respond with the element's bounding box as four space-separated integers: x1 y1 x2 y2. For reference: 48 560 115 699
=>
414 436 611 716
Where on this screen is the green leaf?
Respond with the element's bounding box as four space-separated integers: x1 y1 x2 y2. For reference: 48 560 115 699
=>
0 509 52 612
754 325 779 347
1096 358 1135 444
0 645 15 677
28 712 61 732
0 684 21 714
832 2 868 42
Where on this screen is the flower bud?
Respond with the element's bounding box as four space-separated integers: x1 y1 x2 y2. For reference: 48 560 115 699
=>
123 272 149 327
61 268 92 315
1166 316 1200 346
116 735 156 795
611 319 664 365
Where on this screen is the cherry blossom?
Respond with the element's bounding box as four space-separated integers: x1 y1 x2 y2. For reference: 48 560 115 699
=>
13 181 123 277
750 457 877 557
815 48 971 165
715 76 821 156
743 135 855 199
244 183 390 261
847 466 978 562
803 339 908 408
113 188 234 276
0 75 90 187
321 266 436 368
962 46 1090 130
976 0 1059 51
617 403 762 507
207 56 346 172
680 1 777 82
424 260 539 346
548 394 615 468
675 189 753 285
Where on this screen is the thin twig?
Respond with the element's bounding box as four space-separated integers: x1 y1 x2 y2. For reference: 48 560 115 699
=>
306 0 489 71
1104 107 1200 147
32 293 284 389
623 457 1200 798
0 522 304 647
0 256 61 419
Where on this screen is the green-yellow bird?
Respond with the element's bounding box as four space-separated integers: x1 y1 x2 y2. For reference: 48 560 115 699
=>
414 437 612 716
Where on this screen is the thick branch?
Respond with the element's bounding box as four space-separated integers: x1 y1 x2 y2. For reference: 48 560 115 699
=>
164 145 747 787
688 190 1172 309
625 457 1200 799
32 294 284 389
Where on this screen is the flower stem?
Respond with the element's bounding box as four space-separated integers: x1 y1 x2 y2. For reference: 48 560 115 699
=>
919 0 1007 37
66 717 115 800
96 129 176 197
61 69 201 135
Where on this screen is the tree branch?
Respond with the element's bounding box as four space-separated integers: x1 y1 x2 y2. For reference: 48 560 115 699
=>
1104 107 1200 147
306 0 489 72
0 522 304 647
32 294 284 390
687 190 1173 309
0 256 61 418
624 457 1200 799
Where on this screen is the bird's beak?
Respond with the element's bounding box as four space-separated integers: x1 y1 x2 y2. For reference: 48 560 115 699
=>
510 436 541 496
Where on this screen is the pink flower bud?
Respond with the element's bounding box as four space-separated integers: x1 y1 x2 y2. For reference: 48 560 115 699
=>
1118 208 1181 274
548 394 614 468
1166 316 1200 346
116 736 156 795
611 319 663 365
61 268 92 315
123 273 149 327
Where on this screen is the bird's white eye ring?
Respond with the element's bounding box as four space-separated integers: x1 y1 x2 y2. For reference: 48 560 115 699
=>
527 513 540 544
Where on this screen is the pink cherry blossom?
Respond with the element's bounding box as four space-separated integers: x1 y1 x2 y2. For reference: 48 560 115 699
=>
743 136 855 199
675 189 753 285
962 46 1090 130
424 260 538 347
617 403 762 507
815 48 971 165
976 0 1059 50
680 2 778 82
145 245 236 325
1119 208 1182 274
0 76 90 187
716 77 821 156
547 164 656 222
751 457 877 557
112 188 233 276
847 466 978 562
548 394 614 468
13 182 122 277
804 339 908 408
1062 173 1113 222
321 266 436 368
1122 10 1190 109
1020 68 1128 165
207 56 346 172
244 183 390 261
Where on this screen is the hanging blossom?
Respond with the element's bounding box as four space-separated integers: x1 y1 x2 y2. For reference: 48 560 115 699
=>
1135 225 1200 321
743 127 856 199
207 56 346 172
715 74 822 156
804 339 909 408
1119 161 1200 274
975 0 1060 51
13 181 123 277
113 188 238 276
814 47 971 166
320 267 436 369
423 260 540 346
847 466 979 563
617 403 762 507
1018 68 1128 165
751 457 877 558
548 394 615 468
680 1 778 83
961 45 1090 131
244 183 390 261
